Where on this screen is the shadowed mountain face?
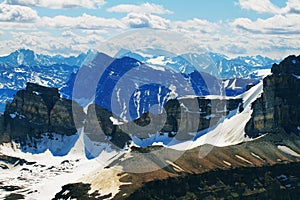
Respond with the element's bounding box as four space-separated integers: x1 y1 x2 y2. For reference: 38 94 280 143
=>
62 52 252 122
246 55 300 138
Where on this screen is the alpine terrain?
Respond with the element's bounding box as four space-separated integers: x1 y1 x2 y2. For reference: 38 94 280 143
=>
0 50 299 200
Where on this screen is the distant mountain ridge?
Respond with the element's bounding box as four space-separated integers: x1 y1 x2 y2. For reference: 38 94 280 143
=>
0 49 88 112
0 49 87 67
116 48 277 79
0 48 274 113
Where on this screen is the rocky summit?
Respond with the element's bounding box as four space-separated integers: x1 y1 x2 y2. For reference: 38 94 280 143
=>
246 55 300 138
2 83 85 143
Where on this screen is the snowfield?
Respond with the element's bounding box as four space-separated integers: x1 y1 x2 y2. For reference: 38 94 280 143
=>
0 129 123 199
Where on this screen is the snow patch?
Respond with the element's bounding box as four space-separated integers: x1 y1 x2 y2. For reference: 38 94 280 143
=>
147 64 166 71
110 116 124 125
166 160 184 172
9 112 25 119
0 129 122 199
292 74 300 79
223 160 232 166
223 80 230 88
9 113 16 119
168 84 178 99
251 69 271 78
278 145 300 157
33 91 41 95
251 152 264 161
147 56 166 65
74 97 94 108
235 155 253 165
204 114 216 120
14 68 26 73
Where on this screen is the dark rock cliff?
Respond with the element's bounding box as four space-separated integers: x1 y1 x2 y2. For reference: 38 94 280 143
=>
3 83 85 142
84 97 243 148
245 55 300 138
124 97 243 140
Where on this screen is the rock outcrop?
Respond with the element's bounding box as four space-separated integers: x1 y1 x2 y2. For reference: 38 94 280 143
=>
246 55 300 138
84 104 131 149
124 97 243 140
84 96 243 147
3 83 85 142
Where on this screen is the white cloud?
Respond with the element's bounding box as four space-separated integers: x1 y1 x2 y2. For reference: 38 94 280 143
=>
4 31 105 56
174 18 220 34
0 1 299 59
3 0 106 9
81 29 108 35
0 4 39 22
42 14 126 29
237 0 300 15
122 13 170 29
284 0 300 14
232 14 300 34
99 29 207 57
237 0 281 14
107 3 173 14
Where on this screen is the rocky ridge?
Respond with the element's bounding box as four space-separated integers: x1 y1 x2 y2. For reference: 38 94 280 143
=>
0 81 243 153
2 83 85 143
246 55 300 138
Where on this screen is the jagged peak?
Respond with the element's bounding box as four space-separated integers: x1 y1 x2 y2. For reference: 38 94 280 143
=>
271 55 300 75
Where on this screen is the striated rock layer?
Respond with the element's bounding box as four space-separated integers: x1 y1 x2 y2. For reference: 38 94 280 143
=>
3 83 85 142
246 55 300 138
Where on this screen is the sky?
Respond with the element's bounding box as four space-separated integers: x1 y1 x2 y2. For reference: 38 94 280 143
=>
0 0 299 59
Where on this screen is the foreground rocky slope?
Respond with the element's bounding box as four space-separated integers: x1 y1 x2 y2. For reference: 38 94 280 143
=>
127 162 300 200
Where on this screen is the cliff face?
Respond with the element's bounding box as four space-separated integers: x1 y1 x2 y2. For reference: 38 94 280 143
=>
246 55 300 138
84 104 131 149
2 82 242 150
105 97 242 143
3 83 85 141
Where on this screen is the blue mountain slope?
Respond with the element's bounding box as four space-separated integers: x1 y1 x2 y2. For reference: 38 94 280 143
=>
63 52 223 120
0 49 87 112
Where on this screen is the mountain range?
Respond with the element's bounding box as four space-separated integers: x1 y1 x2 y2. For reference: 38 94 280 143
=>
0 49 298 199
0 49 300 199
115 48 277 79
0 48 276 112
